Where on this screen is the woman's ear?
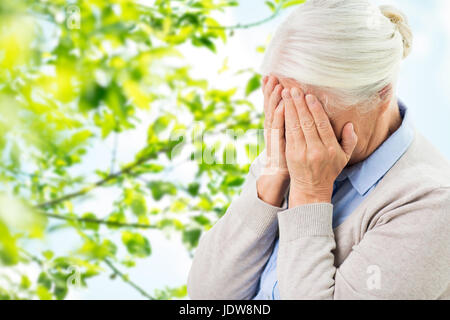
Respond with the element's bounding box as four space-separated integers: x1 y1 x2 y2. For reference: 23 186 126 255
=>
378 84 393 113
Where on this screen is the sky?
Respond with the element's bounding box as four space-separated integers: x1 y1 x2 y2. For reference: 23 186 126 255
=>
12 0 450 300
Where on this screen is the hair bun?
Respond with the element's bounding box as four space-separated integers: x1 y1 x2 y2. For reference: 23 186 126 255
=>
379 5 413 59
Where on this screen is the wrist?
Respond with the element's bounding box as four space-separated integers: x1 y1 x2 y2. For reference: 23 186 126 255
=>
288 184 332 208
257 174 290 208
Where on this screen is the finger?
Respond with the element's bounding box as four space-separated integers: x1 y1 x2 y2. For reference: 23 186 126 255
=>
304 93 338 147
263 76 278 114
272 100 285 130
265 76 278 95
269 101 286 170
266 84 283 125
290 89 321 148
283 88 305 147
262 75 269 91
340 123 358 161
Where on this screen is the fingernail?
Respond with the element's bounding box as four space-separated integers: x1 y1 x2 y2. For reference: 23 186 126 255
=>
291 87 301 98
306 94 316 105
282 89 291 99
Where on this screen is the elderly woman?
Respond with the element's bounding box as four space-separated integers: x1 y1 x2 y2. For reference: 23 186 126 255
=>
187 0 450 300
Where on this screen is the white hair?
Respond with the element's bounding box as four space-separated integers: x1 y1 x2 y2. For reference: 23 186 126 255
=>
260 0 413 112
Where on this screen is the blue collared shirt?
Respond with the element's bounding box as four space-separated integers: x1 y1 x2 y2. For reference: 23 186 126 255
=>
253 102 415 300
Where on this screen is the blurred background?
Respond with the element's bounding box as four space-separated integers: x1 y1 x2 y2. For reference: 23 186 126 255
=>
0 0 449 300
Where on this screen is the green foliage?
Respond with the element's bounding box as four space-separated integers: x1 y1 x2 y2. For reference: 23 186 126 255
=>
0 0 301 299
153 284 187 300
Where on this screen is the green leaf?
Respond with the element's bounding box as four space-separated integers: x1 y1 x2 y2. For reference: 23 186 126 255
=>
282 0 306 8
36 285 53 300
245 74 262 96
193 215 210 226
79 239 117 260
80 83 106 111
265 1 276 12
223 175 245 187
187 182 200 196
122 231 151 257
182 228 202 249
53 283 68 300
192 37 216 52
42 250 54 260
171 285 187 298
148 181 177 201
37 272 52 289
20 275 31 289
130 195 147 216
106 211 127 229
81 212 100 231
0 221 19 265
151 115 173 135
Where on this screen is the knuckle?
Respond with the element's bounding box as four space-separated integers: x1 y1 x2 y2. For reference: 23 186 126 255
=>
264 123 273 132
301 119 315 130
292 90 304 101
308 149 324 162
286 149 301 161
285 123 302 133
275 105 284 116
316 120 329 130
270 96 281 109
269 127 283 137
328 146 337 158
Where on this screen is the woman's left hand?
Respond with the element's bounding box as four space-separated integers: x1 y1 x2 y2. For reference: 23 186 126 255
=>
282 87 358 208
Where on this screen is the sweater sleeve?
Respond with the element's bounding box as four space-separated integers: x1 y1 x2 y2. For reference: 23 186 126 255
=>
276 187 450 300
187 152 287 300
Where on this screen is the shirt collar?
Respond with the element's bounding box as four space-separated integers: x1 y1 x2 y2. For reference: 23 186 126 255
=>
336 101 415 196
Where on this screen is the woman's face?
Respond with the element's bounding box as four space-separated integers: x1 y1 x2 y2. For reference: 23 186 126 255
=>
278 78 386 162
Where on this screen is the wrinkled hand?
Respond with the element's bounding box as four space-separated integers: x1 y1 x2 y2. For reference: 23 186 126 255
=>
256 76 290 207
282 87 358 208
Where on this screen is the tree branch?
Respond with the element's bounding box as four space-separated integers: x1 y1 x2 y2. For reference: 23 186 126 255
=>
104 258 155 300
205 2 283 30
35 149 167 209
42 212 158 229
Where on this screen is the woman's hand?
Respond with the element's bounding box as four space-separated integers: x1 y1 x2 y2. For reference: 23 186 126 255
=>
262 76 289 178
256 76 290 207
282 87 358 208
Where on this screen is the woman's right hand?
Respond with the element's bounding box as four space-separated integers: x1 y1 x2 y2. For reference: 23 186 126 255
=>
256 75 290 207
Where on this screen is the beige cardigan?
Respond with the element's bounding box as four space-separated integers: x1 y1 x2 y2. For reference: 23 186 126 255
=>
187 131 450 299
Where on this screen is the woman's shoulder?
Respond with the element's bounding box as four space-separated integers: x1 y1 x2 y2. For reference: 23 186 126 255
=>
361 131 450 222
386 130 450 190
